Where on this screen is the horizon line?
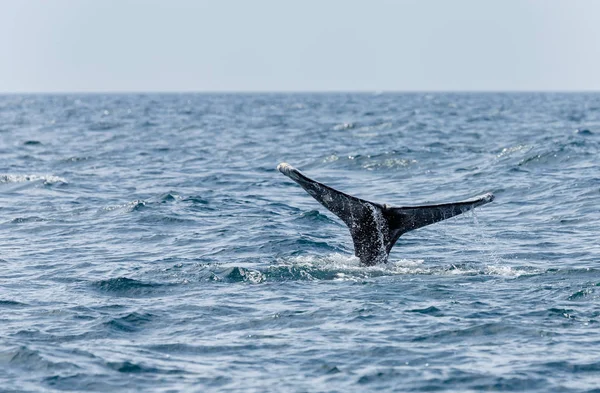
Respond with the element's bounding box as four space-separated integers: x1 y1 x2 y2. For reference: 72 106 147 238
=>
1 89 600 95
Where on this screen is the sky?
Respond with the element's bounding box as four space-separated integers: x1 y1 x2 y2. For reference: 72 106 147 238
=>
1 0 600 93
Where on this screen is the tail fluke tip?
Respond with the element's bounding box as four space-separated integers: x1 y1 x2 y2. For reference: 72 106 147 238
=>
277 162 291 172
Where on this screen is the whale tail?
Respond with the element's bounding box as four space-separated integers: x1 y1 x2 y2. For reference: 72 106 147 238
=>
277 163 494 266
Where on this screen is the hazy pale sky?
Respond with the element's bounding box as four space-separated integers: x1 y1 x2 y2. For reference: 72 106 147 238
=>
1 0 600 92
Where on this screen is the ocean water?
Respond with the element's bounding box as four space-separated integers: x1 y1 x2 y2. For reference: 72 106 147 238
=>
0 92 599 392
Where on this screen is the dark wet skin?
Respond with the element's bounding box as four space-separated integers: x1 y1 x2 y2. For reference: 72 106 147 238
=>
278 163 494 266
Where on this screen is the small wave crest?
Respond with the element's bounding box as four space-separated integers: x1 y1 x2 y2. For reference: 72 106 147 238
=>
269 255 538 280
105 360 184 374
269 254 427 281
295 210 339 225
102 312 155 333
91 277 167 297
1 345 77 372
322 151 417 171
102 192 183 214
187 254 538 284
103 200 147 213
0 174 68 185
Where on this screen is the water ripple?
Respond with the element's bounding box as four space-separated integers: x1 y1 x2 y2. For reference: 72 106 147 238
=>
1 93 600 392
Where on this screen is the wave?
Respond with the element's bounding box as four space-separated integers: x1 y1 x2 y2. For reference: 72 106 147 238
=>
2 345 78 372
179 254 541 284
295 210 339 225
102 312 155 333
321 151 418 171
105 360 184 374
0 299 29 307
88 121 124 131
0 174 68 185
9 216 48 224
102 192 184 214
91 277 169 297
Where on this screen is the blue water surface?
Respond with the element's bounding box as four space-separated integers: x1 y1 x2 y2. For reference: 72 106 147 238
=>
0 93 599 392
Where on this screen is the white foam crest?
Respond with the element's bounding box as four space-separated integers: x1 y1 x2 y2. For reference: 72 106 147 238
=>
483 265 542 277
284 253 360 267
241 269 266 284
0 174 68 185
103 200 146 212
435 263 541 277
496 144 531 158
275 254 540 280
276 253 430 280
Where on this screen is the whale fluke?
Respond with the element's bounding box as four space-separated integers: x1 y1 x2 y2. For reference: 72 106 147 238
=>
277 163 494 266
